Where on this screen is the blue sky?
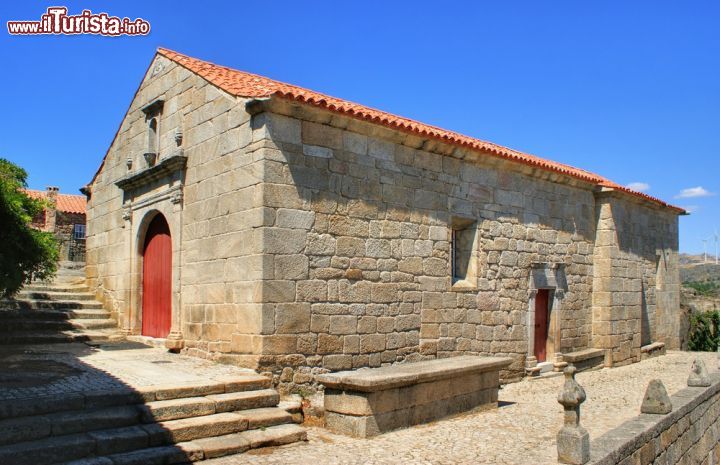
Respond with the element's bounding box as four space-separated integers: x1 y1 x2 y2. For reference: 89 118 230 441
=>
1 1 718 253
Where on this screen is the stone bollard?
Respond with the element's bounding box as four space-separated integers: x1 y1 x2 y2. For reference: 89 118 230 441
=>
557 365 590 465
688 358 711 387
640 379 672 414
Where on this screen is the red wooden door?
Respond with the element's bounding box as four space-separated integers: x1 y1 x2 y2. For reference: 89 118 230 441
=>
534 289 549 362
142 215 172 338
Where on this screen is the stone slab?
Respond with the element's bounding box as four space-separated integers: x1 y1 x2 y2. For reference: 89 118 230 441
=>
324 371 498 416
640 342 666 360
317 356 512 392
325 389 497 437
319 356 508 437
562 348 606 364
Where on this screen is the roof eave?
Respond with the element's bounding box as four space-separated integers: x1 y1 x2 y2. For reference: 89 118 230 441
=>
151 47 686 215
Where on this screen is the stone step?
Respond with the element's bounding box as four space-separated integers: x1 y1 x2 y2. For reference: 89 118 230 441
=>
94 444 202 465
148 412 251 443
17 291 95 301
0 308 111 320
138 389 279 423
278 399 304 423
187 423 306 461
0 432 96 465
0 387 299 465
51 271 85 277
0 405 141 447
23 284 90 293
92 408 292 456
0 375 272 421
147 376 272 402
90 423 306 464
0 330 119 346
237 407 293 429
0 404 292 453
139 397 216 423
0 390 146 421
68 309 113 319
1 299 104 310
207 389 279 412
71 319 117 330
0 318 116 332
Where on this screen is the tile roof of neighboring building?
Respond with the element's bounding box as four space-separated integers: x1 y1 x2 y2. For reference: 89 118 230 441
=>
24 189 86 215
94 47 684 214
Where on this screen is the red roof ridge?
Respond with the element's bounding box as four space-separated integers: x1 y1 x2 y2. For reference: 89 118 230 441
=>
149 48 682 213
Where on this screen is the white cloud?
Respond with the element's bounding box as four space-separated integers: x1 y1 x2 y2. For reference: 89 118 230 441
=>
681 205 700 213
626 182 650 192
675 186 715 199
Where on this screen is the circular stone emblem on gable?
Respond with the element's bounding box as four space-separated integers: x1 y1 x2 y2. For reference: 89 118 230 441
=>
151 61 164 76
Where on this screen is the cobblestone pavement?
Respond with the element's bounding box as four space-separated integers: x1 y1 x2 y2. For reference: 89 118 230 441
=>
204 351 718 465
0 341 255 400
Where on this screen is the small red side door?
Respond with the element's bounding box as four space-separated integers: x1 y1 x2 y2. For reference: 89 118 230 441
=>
534 289 549 362
142 215 172 338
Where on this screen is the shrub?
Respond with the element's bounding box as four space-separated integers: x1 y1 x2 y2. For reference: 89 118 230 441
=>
685 280 720 297
688 311 720 352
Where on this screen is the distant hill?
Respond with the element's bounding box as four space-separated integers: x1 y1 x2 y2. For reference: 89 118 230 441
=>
680 253 707 266
680 254 720 297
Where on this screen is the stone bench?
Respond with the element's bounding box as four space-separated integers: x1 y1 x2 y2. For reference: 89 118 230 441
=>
640 342 666 360
316 355 512 437
561 348 606 371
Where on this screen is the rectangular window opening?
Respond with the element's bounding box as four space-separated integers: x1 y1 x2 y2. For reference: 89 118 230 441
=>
73 224 86 240
451 217 478 289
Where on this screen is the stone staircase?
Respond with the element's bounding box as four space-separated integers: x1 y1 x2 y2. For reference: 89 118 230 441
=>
0 281 120 345
0 265 307 462
0 375 306 465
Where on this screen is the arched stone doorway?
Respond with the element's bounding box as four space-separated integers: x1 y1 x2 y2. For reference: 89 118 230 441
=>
141 214 172 338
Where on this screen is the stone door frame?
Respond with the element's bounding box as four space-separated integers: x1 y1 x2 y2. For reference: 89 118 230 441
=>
121 185 185 350
526 263 567 373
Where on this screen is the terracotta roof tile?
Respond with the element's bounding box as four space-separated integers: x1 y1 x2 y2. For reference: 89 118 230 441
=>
117 48 680 213
24 189 86 215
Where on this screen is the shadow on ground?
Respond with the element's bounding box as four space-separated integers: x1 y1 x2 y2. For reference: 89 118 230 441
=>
0 340 198 464
0 336 304 465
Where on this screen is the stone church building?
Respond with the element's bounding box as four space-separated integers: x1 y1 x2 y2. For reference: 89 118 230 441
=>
85 48 684 386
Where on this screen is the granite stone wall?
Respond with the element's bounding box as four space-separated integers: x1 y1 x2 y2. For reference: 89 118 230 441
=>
248 107 599 387
590 375 720 465
86 53 683 390
592 193 680 367
86 55 264 347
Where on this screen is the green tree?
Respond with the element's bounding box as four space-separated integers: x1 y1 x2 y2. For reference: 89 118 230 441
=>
0 158 58 297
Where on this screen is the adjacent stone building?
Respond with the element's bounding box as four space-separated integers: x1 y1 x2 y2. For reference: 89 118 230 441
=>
84 48 685 387
27 186 87 262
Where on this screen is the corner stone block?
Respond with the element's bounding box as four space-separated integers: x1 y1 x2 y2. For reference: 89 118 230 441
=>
263 112 301 144
276 209 315 230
